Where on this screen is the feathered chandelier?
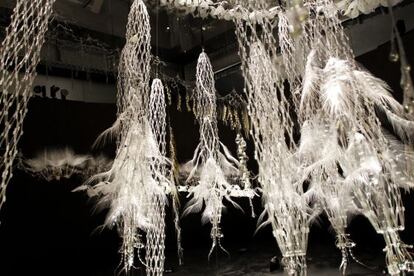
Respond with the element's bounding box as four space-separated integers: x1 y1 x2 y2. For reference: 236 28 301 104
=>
294 1 414 274
182 51 244 258
234 0 414 275
77 0 172 274
234 2 313 275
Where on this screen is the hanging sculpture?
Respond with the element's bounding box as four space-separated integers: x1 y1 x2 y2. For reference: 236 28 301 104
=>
76 1 172 274
231 0 414 275
234 1 315 275
290 2 361 272
22 148 90 181
0 0 56 210
181 51 246 258
295 1 414 274
7 0 414 275
250 42 313 276
146 78 170 275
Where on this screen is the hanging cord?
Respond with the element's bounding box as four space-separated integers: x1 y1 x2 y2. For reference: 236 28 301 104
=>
200 19 205 52
167 117 184 266
335 236 379 274
156 0 160 77
387 0 414 115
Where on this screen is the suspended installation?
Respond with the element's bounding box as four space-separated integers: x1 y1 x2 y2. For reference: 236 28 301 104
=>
1 0 414 275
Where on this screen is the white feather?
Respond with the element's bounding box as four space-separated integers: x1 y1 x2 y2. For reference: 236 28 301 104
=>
300 49 322 112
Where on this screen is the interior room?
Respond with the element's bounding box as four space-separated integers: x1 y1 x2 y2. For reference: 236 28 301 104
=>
0 0 414 275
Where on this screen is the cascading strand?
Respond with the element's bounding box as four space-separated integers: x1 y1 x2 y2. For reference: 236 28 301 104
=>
146 78 170 275
0 0 56 210
233 0 414 275
234 3 316 274
289 2 360 272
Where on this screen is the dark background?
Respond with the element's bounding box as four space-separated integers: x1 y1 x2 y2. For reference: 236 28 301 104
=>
1 28 414 276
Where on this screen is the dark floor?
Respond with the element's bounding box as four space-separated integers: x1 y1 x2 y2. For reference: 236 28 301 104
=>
125 243 386 276
0 171 410 276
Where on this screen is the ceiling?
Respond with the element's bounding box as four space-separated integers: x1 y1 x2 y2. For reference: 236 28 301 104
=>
1 0 414 84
